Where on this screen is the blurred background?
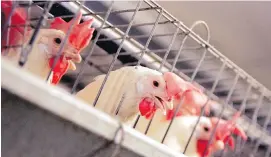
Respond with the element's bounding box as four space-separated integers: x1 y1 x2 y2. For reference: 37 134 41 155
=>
157 1 271 89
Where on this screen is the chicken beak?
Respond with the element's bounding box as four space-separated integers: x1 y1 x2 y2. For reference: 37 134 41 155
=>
153 97 167 115
168 97 174 110
161 97 174 111
68 60 76 70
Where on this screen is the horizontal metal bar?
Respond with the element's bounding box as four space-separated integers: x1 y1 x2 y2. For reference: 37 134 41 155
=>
29 6 163 21
97 32 186 42
195 77 233 84
1 58 186 157
229 95 255 103
88 46 204 58
61 1 271 146
180 66 221 74
146 0 271 100
214 86 244 94
61 1 171 72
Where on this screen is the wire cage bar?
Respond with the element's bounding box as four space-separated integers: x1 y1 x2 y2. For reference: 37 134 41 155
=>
1 1 271 157
1 58 185 157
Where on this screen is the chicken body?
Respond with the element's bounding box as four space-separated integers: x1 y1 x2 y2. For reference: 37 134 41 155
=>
132 110 247 157
131 111 203 156
76 66 173 122
128 73 247 157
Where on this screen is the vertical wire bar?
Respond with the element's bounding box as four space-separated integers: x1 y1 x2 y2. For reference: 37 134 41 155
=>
147 24 208 135
171 21 210 72
46 1 85 82
239 85 253 113
114 93 126 115
113 7 164 124
20 1 31 57
230 84 252 157
136 8 163 67
201 73 240 157
226 74 240 104
170 32 189 72
161 49 213 144
211 62 227 93
71 1 115 94
158 22 180 70
190 47 207 81
220 85 253 157
248 89 265 143
251 105 271 155
18 0 54 66
252 91 265 125
2 1 19 54
160 22 211 144
142 22 181 134
181 61 227 153
92 0 143 107
237 89 266 157
264 145 271 157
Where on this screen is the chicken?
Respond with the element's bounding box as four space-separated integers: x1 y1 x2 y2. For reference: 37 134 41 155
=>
133 110 247 157
134 72 215 121
131 72 246 156
2 1 94 85
163 72 217 116
75 66 178 122
3 29 75 84
1 0 31 51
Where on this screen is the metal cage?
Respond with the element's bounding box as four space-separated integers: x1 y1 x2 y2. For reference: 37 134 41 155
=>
1 1 271 157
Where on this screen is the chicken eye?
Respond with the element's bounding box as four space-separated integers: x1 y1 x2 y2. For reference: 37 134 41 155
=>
203 126 210 132
54 38 62 44
153 81 159 87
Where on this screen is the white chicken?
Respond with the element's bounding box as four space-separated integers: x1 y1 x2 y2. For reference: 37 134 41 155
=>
2 3 94 85
3 29 75 84
75 66 177 122
129 72 247 156
132 110 247 157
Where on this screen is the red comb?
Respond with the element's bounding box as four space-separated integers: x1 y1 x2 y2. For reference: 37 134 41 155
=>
163 72 188 98
50 12 95 51
211 112 247 150
1 0 31 49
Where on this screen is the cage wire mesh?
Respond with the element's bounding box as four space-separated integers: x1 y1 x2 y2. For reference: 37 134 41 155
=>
1 1 271 157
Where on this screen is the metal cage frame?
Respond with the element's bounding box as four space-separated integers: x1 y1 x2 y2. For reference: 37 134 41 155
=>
1 1 271 157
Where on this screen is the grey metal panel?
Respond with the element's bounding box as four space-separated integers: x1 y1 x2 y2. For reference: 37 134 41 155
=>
1 89 142 157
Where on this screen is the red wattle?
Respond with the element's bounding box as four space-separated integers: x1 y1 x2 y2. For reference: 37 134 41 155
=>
139 98 157 119
197 140 211 157
1 0 31 51
48 56 69 85
165 109 182 121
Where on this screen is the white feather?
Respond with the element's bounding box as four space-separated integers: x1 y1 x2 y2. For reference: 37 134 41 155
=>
130 112 213 157
75 66 165 122
3 43 52 84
